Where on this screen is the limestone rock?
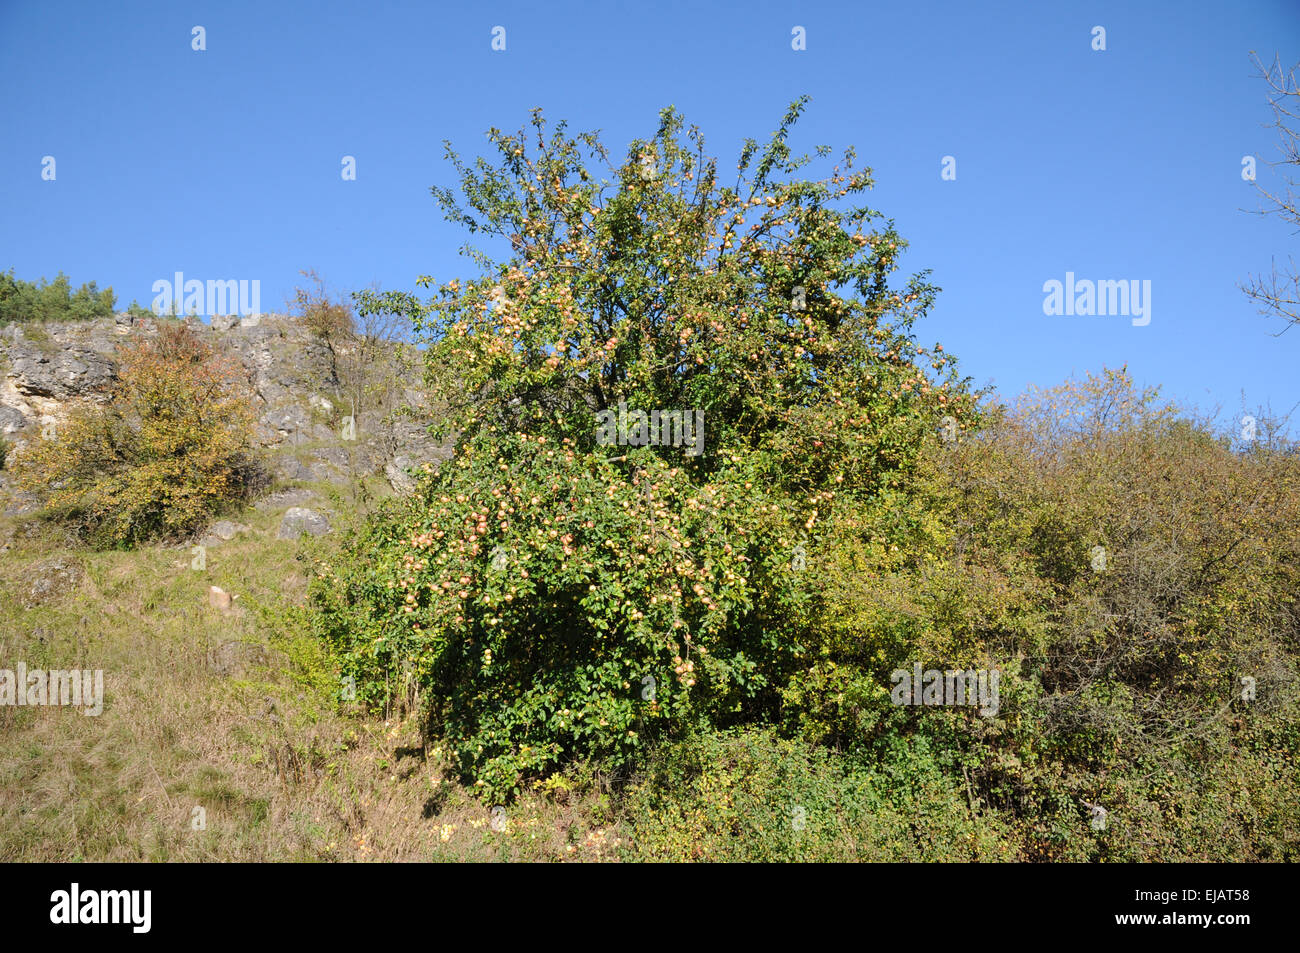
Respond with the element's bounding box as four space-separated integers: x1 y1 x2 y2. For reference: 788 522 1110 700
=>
25 556 83 607
277 507 330 539
209 520 249 541
254 488 318 510
207 585 233 611
0 404 27 434
8 343 116 400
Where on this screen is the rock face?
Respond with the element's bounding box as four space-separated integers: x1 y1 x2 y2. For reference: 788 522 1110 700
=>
0 404 28 434
254 488 318 510
7 342 117 400
277 507 331 539
384 456 419 493
0 313 454 496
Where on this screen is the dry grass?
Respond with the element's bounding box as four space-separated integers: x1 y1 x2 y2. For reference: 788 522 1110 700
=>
0 488 623 862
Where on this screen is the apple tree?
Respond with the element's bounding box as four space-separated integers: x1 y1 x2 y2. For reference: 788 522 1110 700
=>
310 99 975 800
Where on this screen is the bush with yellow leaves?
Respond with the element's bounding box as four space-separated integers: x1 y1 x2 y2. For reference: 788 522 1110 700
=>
13 323 263 548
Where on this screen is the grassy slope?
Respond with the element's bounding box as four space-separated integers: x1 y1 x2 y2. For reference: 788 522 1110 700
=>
0 474 624 862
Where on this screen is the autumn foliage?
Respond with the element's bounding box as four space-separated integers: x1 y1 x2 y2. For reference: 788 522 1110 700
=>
14 323 262 547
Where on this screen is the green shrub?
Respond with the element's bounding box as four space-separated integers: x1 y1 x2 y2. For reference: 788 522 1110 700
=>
784 368 1300 860
311 102 975 802
619 728 1016 861
308 101 1298 858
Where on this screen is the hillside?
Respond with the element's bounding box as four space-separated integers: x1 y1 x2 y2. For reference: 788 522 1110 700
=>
2 92 1297 863
0 310 450 501
0 311 632 860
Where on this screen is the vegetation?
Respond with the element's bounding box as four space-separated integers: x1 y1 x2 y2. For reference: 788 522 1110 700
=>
293 268 412 425
1 101 1295 862
0 481 626 862
311 100 974 801
11 324 264 548
304 102 1300 859
0 269 151 325
1241 55 1300 333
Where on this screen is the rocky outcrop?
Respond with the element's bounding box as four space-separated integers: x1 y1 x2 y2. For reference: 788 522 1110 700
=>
7 344 116 400
0 312 453 495
276 507 331 539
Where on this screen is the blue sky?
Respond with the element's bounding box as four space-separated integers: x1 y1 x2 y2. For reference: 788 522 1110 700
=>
2 0 1298 425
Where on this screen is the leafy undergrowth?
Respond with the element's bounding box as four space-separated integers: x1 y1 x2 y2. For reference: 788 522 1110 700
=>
0 481 1029 863
2 481 1294 862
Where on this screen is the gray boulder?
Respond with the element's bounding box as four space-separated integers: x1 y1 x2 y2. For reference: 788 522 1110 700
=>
209 520 249 541
0 404 27 434
25 557 83 607
198 520 250 547
277 507 330 539
274 457 320 482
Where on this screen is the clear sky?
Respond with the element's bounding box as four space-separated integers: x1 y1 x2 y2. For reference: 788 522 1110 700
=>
2 0 1298 425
